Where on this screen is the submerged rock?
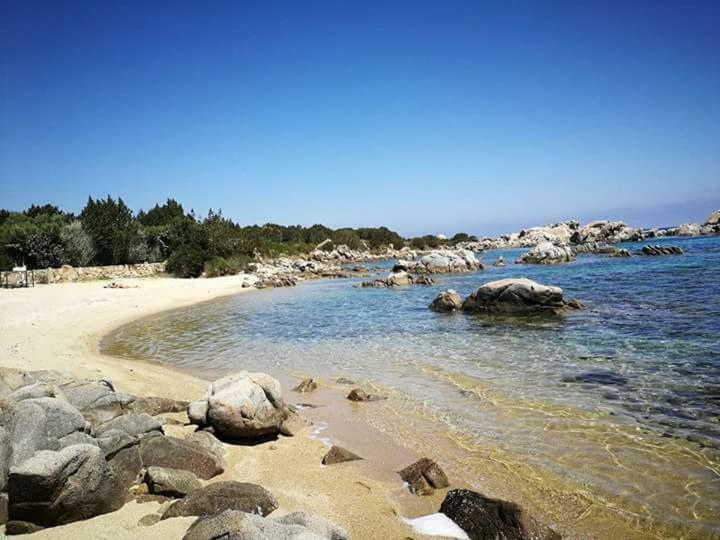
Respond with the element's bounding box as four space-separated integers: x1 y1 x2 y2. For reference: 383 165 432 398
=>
440 489 560 540
430 289 463 312
640 244 683 256
462 278 581 315
292 378 318 393
563 371 628 386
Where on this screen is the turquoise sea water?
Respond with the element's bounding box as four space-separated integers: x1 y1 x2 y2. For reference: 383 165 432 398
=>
106 236 720 537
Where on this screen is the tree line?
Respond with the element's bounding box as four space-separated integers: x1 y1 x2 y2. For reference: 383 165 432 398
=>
0 197 476 277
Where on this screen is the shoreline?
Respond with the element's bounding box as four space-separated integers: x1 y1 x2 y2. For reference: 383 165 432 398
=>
0 275 446 539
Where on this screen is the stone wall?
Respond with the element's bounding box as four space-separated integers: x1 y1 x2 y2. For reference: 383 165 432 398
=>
32 262 166 284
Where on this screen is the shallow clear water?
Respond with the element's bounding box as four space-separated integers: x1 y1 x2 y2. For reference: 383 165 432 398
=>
105 236 720 538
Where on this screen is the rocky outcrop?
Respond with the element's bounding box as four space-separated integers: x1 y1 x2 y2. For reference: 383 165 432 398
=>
571 220 640 244
357 271 435 288
440 489 560 540
398 458 449 496
462 279 581 315
676 223 701 236
7 444 125 526
395 249 483 274
639 245 683 256
517 242 575 264
430 290 463 312
183 510 349 540
161 481 279 519
188 372 288 439
706 210 720 226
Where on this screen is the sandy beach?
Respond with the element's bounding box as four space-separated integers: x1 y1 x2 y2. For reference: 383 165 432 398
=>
0 276 443 539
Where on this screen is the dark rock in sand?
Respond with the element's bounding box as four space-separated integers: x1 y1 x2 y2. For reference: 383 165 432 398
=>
336 377 356 385
140 435 225 480
440 488 560 540
8 444 125 527
430 289 463 312
161 481 278 519
146 466 202 498
292 378 318 393
398 458 449 495
347 388 370 401
322 445 362 465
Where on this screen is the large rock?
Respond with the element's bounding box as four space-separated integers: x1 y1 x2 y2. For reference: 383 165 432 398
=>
517 242 575 264
5 397 89 469
183 510 349 540
139 435 224 480
640 244 683 256
462 278 580 315
7 444 125 526
96 428 138 459
440 489 560 540
145 466 202 497
190 372 287 439
705 210 720 226
429 289 463 312
161 481 278 519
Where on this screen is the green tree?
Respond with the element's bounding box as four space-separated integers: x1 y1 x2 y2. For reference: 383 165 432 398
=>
80 196 139 265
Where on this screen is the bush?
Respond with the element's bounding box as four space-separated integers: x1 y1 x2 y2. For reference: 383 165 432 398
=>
60 221 95 266
203 255 254 278
166 244 207 278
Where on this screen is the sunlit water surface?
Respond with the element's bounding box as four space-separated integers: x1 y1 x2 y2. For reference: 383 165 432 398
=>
105 236 720 538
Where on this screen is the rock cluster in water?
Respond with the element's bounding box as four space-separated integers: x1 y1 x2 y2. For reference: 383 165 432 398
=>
516 241 575 265
357 270 436 288
430 278 582 315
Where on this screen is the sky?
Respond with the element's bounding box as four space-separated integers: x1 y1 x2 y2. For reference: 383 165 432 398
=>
1 0 719 237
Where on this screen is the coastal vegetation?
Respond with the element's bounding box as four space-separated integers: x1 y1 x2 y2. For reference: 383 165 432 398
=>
0 197 474 276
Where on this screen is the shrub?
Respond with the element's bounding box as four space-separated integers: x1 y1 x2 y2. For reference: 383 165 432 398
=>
60 221 95 266
203 255 254 278
166 244 207 278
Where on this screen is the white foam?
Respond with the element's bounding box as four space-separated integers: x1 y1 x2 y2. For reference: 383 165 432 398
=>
402 513 469 539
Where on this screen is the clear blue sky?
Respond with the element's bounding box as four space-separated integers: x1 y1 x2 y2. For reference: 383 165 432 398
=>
1 0 719 236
